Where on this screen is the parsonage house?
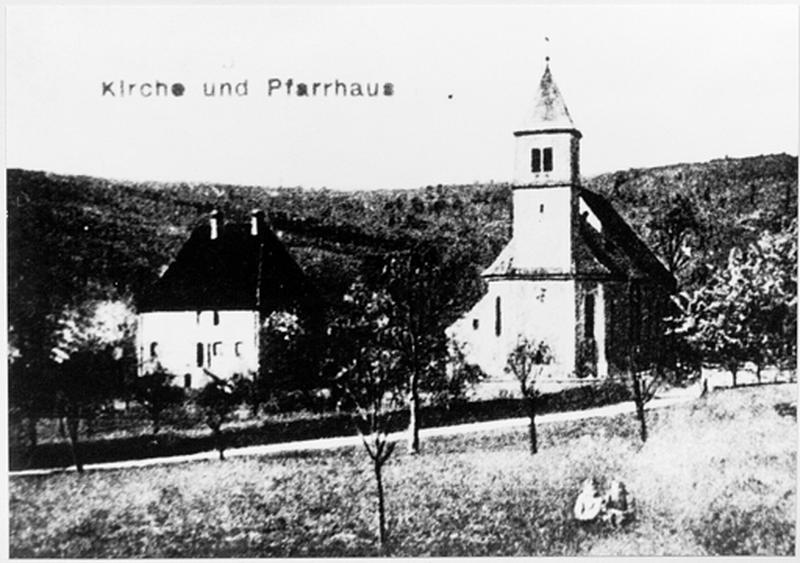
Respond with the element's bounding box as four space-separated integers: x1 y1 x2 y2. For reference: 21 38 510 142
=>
447 61 676 398
136 209 321 388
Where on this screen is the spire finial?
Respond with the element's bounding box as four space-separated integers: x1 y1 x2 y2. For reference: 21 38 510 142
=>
545 36 550 66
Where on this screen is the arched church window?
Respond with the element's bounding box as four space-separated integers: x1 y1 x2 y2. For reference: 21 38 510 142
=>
472 318 479 330
149 342 158 358
196 343 204 367
495 296 502 337
213 311 220 325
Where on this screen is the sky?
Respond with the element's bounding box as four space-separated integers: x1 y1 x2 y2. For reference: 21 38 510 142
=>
5 4 799 190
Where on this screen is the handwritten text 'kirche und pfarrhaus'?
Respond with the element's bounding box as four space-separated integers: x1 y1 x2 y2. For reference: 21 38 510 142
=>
101 79 394 98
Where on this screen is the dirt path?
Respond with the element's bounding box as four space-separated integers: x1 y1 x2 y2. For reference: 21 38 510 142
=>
9 390 698 477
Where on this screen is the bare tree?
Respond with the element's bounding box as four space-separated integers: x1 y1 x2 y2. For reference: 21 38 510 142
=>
330 282 404 554
505 336 553 454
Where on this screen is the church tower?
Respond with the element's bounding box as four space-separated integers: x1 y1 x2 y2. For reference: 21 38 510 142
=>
446 57 677 399
511 60 581 272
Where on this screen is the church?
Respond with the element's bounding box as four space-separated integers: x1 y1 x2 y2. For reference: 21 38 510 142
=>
447 60 676 398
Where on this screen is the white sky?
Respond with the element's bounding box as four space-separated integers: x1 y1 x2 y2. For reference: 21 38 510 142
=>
5 4 799 190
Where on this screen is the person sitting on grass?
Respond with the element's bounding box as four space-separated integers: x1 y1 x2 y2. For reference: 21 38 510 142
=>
601 480 635 527
573 478 605 522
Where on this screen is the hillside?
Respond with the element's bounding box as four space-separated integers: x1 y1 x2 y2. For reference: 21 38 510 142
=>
6 153 797 352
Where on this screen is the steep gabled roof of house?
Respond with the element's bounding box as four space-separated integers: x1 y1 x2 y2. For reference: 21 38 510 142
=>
138 220 321 314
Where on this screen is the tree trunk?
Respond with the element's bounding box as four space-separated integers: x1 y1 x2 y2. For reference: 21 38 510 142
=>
527 396 538 454
66 416 84 474
631 368 648 443
755 362 762 384
26 415 38 450
407 370 420 455
214 427 225 460
152 408 161 438
374 458 388 554
731 368 738 388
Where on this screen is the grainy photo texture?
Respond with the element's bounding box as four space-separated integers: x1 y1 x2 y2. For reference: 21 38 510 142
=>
5 4 798 557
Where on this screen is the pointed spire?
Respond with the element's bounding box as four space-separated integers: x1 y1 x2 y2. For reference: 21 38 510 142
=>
519 61 576 132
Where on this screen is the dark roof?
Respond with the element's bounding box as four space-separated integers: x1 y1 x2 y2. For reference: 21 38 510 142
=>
577 189 676 290
138 220 321 314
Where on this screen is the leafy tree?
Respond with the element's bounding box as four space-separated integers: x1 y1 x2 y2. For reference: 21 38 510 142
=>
380 237 483 454
505 337 553 454
671 225 796 387
330 282 405 554
252 310 309 412
195 374 246 460
49 299 136 473
644 193 700 282
131 366 186 438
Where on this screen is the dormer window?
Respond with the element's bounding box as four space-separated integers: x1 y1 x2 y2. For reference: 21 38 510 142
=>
531 147 553 173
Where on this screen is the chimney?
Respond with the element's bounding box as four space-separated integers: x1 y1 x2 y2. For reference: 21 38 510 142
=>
250 208 266 236
209 209 223 240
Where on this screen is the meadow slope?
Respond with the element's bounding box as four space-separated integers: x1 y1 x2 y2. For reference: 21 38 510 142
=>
9 384 796 557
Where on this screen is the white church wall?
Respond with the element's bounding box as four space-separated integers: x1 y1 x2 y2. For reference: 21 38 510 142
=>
448 279 578 398
138 310 259 388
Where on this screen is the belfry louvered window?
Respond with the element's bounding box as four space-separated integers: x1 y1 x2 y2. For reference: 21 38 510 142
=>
543 147 553 171
531 149 541 172
531 147 553 173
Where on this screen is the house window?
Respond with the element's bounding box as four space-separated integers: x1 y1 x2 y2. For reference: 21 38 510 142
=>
149 342 159 358
585 293 595 340
495 296 502 337
212 342 222 356
196 343 204 367
543 147 553 171
472 318 479 330
531 149 541 172
213 311 220 326
234 341 243 357
184 373 192 388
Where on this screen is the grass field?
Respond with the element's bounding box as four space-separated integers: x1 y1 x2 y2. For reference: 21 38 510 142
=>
9 384 796 557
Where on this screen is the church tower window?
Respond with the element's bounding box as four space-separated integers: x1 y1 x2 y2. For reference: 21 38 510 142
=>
531 149 541 172
543 147 553 171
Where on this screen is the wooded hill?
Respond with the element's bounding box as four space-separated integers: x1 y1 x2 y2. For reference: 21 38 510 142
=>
7 153 797 340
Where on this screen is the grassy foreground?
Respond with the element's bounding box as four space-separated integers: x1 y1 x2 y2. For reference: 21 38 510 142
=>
9 384 796 557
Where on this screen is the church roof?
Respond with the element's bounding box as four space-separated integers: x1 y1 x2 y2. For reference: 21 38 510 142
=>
517 63 577 133
483 189 676 291
138 219 321 314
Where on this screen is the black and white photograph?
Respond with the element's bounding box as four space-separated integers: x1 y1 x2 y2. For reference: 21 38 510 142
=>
4 3 798 557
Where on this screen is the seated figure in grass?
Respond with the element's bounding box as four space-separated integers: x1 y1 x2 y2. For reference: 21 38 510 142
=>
601 480 635 527
573 478 635 526
573 478 605 522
